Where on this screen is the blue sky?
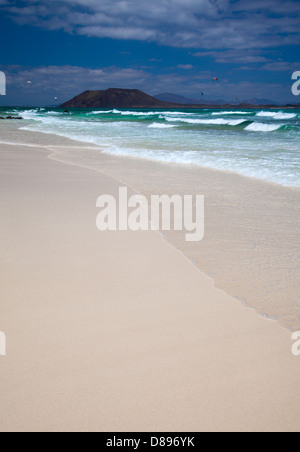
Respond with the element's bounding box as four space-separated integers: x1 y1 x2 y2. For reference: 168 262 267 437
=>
0 0 299 106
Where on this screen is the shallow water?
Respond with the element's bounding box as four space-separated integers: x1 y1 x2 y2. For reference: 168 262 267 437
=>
1 106 299 187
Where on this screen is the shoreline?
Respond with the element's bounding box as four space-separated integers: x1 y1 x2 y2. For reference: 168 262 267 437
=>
1 125 299 331
1 128 300 190
41 145 300 332
1 104 300 189
0 141 300 431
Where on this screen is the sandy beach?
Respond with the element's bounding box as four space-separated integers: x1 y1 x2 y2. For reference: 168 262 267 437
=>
0 128 300 432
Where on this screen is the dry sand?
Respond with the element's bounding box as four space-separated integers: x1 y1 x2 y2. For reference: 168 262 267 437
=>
0 140 300 432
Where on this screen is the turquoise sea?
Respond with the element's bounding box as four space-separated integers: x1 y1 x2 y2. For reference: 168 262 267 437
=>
1 107 299 187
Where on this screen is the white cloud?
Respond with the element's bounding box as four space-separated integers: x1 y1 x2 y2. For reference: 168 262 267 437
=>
261 61 300 72
194 50 272 64
1 0 300 50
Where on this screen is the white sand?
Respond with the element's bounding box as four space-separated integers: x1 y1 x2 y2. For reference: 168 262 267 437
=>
0 143 300 432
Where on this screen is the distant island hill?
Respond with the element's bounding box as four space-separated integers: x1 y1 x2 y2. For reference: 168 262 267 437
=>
61 88 300 110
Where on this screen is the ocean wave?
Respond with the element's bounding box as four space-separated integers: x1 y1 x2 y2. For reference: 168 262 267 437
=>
7 107 298 188
165 117 247 126
112 110 159 116
101 144 299 187
256 111 297 119
87 110 114 115
18 108 64 121
112 110 198 118
272 113 297 120
158 111 194 116
212 111 251 115
148 123 177 128
245 123 283 132
256 111 278 117
44 111 62 116
18 109 40 119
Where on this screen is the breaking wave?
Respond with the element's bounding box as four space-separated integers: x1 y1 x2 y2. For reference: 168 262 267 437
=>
3 106 299 187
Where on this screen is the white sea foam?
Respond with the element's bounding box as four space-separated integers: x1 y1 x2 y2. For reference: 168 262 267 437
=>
159 111 194 116
256 111 297 119
112 110 158 116
148 123 177 128
87 110 114 115
101 144 299 187
245 123 282 132
256 111 277 117
273 112 297 120
44 111 62 116
165 117 247 126
19 109 40 120
212 111 250 115
113 110 196 117
9 107 298 188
